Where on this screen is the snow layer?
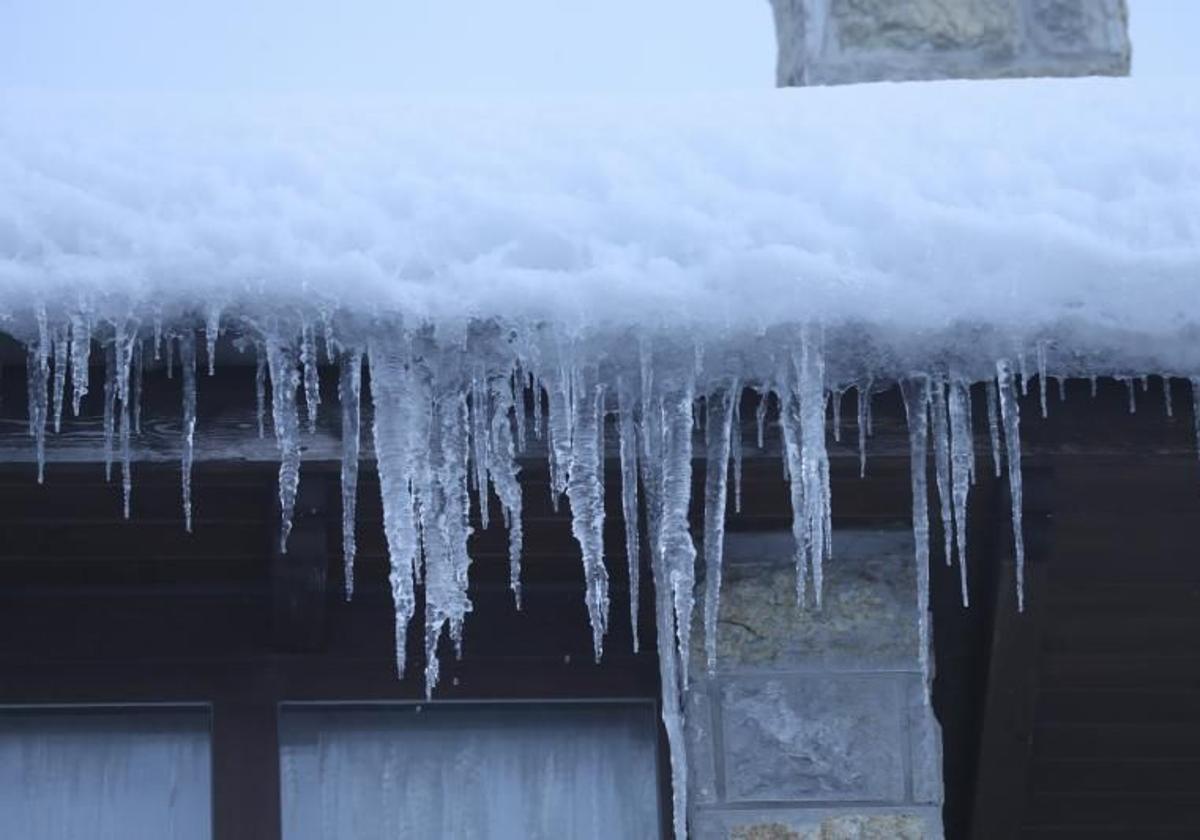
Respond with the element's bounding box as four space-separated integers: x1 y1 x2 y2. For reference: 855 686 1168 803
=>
1 77 1198 375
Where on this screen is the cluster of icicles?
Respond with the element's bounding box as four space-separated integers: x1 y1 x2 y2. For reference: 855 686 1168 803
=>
21 310 1196 838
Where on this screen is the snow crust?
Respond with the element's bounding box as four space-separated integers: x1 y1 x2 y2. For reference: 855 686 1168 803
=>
2 76 1198 838
1 77 1198 376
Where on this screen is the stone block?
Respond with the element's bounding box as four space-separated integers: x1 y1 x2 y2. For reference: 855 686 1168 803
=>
719 674 905 802
1026 0 1131 61
694 530 919 672
832 0 1017 53
692 807 942 840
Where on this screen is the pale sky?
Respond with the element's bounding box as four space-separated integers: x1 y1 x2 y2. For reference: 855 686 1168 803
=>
0 0 1195 94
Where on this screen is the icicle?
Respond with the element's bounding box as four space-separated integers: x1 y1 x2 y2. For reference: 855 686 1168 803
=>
900 377 932 700
616 376 641 652
1125 377 1137 413
204 305 220 376
1163 377 1174 418
339 350 363 600
661 375 699 691
469 373 491 529
1090 375 1098 398
179 331 197 533
857 383 871 478
930 380 954 569
830 387 842 443
367 337 426 681
732 389 744 514
254 344 267 439
26 343 49 485
300 322 320 434
1140 374 1150 392
948 379 973 607
423 385 472 696
755 388 767 449
265 331 301 551
165 336 174 380
131 339 144 436
1036 341 1049 418
1056 376 1066 403
68 312 90 416
152 314 163 361
488 373 524 609
545 365 573 511
51 324 68 433
996 360 1026 612
636 365 689 840
511 367 527 454
787 327 831 608
703 383 736 673
102 344 116 483
566 366 609 662
1017 348 1029 396
119 379 132 519
1191 378 1200 460
321 310 337 363
531 376 544 442
986 378 1003 478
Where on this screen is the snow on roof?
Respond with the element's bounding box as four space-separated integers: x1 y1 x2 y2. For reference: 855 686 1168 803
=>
1 76 1197 375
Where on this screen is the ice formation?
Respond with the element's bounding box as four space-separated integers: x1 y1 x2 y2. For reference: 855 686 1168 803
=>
1 76 1198 837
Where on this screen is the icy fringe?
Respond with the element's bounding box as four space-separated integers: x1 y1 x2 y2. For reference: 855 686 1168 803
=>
19 310 1135 838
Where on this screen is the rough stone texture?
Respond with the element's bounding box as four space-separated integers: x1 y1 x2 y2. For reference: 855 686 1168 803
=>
834 0 1016 52
770 0 1130 86
687 530 942 837
693 807 941 840
693 531 918 671
721 675 905 802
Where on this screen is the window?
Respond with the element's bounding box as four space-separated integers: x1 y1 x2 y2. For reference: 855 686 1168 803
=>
280 702 662 839
0 707 212 840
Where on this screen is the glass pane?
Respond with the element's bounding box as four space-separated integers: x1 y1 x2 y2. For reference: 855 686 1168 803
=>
0 708 211 840
280 702 661 840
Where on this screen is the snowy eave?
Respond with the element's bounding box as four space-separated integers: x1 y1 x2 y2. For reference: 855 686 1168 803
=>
1 77 1198 838
1 76 1198 377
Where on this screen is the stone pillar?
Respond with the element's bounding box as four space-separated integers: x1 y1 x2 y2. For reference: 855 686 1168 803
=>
770 0 1130 86
687 530 942 839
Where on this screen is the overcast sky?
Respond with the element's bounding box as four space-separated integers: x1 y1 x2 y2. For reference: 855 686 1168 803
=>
0 0 1195 94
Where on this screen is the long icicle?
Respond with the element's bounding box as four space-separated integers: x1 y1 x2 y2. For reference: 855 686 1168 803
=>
900 376 933 700
639 369 690 840
930 379 954 568
616 375 641 652
703 381 736 673
996 360 1027 612
51 324 68 433
986 377 1003 478
339 349 363 600
660 372 698 691
367 336 424 681
488 372 524 609
948 378 974 607
566 365 609 662
179 331 197 532
265 330 302 551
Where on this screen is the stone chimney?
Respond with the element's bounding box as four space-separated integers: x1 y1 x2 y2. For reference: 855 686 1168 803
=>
770 0 1131 86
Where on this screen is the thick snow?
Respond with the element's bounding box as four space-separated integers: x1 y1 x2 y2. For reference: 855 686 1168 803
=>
2 76 1198 838
1 77 1198 375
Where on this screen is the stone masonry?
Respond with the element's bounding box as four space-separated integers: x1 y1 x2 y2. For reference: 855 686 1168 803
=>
769 0 1131 86
687 530 942 839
